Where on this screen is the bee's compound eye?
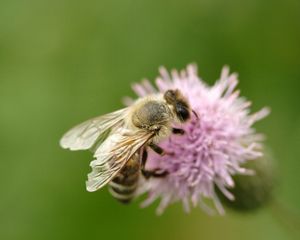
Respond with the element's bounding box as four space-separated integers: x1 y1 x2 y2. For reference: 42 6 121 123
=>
176 105 190 122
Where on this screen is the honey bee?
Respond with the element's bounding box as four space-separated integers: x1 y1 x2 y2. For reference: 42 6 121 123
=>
60 89 192 203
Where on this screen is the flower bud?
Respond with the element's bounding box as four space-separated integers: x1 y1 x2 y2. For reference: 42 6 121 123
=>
218 148 275 212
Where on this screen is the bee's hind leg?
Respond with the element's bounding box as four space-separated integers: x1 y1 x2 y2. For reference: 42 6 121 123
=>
141 169 169 179
141 149 168 179
141 148 148 167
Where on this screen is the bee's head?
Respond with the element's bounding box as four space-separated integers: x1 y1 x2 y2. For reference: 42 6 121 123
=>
164 89 191 122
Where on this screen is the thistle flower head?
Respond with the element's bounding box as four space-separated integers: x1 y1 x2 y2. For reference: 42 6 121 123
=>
131 64 270 215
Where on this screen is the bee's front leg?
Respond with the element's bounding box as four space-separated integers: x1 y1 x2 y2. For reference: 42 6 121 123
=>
141 149 168 179
172 128 185 135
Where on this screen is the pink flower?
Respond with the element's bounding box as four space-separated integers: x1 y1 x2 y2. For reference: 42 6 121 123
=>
131 64 270 215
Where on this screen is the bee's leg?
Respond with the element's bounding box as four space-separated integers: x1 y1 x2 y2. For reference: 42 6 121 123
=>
141 149 168 179
172 128 185 135
141 169 169 179
149 143 165 155
141 148 148 167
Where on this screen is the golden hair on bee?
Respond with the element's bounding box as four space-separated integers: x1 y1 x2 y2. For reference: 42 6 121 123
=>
60 89 192 202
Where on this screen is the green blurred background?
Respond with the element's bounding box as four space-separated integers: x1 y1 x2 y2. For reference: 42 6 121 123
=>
0 0 299 239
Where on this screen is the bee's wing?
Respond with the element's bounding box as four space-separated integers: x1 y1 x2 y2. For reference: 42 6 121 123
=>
86 129 154 192
60 108 127 151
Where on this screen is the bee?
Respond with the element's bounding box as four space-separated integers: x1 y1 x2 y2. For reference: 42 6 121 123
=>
60 89 192 203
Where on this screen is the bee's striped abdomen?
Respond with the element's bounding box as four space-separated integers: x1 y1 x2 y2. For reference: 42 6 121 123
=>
108 154 140 203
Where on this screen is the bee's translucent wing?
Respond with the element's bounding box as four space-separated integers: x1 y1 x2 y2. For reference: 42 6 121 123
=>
86 129 154 192
60 108 127 151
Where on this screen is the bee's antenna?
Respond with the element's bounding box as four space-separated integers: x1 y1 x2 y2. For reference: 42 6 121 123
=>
192 110 199 119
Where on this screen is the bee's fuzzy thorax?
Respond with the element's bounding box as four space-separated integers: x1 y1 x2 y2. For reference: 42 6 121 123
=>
127 94 174 139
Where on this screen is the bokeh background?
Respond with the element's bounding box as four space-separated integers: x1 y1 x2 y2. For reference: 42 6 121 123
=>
0 0 299 239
